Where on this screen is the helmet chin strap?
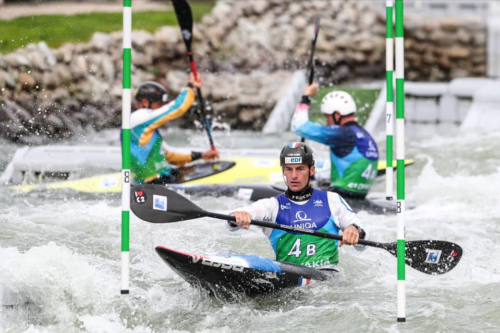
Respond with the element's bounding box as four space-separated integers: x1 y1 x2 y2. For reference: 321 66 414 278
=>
333 113 342 125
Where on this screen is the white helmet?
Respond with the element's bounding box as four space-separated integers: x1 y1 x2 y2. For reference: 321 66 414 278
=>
320 91 357 116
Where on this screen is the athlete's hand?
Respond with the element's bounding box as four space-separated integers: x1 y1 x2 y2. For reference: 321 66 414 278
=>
339 225 359 247
304 83 318 97
189 72 203 88
233 211 251 230
201 149 219 161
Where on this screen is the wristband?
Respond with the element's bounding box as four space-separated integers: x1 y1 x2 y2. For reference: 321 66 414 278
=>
191 151 202 161
300 95 312 105
351 223 366 240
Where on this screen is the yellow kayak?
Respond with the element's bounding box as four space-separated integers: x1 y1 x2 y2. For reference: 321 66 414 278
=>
11 157 414 194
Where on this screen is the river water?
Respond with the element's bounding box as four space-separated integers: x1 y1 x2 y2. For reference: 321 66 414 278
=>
0 126 499 333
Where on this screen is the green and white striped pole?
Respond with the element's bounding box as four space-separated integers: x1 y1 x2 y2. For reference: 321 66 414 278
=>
395 0 406 322
386 0 394 201
121 0 132 295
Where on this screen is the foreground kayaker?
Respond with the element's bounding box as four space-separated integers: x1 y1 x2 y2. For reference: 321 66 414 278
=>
131 74 219 184
229 142 368 270
291 85 379 200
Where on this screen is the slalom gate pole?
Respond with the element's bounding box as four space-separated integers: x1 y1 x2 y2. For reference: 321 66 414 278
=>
395 0 406 322
121 0 132 295
386 0 394 201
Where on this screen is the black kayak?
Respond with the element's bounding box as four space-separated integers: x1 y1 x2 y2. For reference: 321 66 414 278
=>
155 246 331 298
173 183 405 214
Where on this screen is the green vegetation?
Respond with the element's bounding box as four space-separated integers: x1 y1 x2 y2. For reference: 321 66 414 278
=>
309 86 381 125
0 2 214 54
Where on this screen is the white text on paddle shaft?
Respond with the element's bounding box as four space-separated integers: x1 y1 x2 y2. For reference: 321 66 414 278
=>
192 255 244 272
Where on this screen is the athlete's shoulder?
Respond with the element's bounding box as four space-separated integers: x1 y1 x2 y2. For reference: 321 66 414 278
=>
130 108 153 126
326 191 354 211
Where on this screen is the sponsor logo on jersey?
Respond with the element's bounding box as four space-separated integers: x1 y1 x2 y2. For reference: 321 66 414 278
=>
293 211 311 223
366 140 379 158
425 249 442 264
280 202 291 210
291 211 317 229
304 258 331 268
285 157 302 164
313 199 323 207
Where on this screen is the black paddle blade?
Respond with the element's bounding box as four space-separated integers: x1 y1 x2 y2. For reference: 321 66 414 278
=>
384 240 463 275
130 184 205 223
172 0 193 51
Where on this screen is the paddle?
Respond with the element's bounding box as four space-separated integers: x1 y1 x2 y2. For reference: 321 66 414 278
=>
131 184 463 275
301 14 321 143
172 0 216 151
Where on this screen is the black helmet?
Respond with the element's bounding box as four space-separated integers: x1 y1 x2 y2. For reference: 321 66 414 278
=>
135 81 168 104
280 142 315 167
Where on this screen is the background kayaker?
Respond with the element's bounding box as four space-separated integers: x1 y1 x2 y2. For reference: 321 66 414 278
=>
291 84 379 200
130 73 219 184
229 142 368 270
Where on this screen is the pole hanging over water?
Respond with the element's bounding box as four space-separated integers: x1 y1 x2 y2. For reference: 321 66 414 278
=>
386 0 394 201
121 0 132 295
395 0 406 322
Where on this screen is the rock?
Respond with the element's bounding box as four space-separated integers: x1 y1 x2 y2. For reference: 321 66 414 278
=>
72 55 88 78
450 68 469 79
429 30 452 46
42 71 62 88
18 73 36 91
440 18 460 32
38 41 56 67
131 30 155 50
155 26 181 45
100 55 115 80
0 54 6 69
292 15 308 30
4 53 30 68
251 1 270 15
212 99 240 117
47 114 65 129
91 32 111 51
238 94 262 107
57 43 75 63
448 47 470 59
238 108 256 123
436 56 452 69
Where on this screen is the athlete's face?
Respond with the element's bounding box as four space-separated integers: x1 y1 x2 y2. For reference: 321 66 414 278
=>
283 164 315 192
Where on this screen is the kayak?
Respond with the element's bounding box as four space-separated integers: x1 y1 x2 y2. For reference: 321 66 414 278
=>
156 246 330 298
9 156 292 193
9 158 414 194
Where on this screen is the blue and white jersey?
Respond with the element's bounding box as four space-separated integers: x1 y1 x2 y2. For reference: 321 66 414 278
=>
291 102 379 198
228 190 368 268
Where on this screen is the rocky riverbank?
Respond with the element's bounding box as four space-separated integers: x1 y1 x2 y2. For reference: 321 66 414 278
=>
0 0 487 143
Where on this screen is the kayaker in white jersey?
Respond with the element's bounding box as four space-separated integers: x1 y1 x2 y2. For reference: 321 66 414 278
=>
130 73 219 184
229 142 368 270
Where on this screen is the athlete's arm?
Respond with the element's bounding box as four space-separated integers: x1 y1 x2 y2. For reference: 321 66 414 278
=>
227 198 279 235
291 98 351 146
327 192 368 251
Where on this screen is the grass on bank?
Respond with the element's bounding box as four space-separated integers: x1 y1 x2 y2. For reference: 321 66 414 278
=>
309 87 381 126
0 1 214 54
